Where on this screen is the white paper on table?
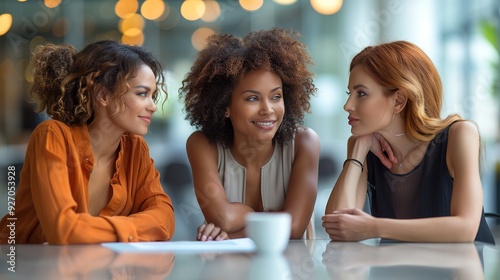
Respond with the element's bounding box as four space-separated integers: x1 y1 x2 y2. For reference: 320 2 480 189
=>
102 238 256 253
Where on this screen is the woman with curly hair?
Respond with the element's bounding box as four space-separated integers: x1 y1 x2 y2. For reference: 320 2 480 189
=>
0 40 175 244
322 41 495 244
179 28 320 241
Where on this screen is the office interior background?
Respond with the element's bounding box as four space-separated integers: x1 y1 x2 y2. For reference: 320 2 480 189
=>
0 0 499 240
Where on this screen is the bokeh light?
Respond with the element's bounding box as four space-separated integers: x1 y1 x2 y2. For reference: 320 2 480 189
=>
273 0 297 5
240 0 264 11
0 14 13 36
141 0 165 21
29 36 47 53
115 0 139 19
191 27 216 51
180 0 206 21
119 14 145 34
310 0 343 15
201 0 221 22
24 59 34 83
44 0 62 8
122 32 144 46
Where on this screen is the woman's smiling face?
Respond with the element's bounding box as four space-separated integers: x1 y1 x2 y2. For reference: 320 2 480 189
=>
226 69 285 144
106 64 158 136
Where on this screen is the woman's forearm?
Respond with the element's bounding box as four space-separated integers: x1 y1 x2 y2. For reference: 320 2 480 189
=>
209 202 254 232
375 216 478 242
325 164 364 213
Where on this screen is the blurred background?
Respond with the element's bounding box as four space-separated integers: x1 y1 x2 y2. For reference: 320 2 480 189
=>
0 0 499 241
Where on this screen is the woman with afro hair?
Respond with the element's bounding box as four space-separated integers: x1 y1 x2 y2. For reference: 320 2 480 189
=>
179 28 320 241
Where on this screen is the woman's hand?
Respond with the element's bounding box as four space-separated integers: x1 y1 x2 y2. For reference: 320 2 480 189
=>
196 223 229 241
356 133 397 169
322 208 377 241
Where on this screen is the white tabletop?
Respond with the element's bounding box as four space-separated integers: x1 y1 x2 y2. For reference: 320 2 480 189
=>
1 239 499 279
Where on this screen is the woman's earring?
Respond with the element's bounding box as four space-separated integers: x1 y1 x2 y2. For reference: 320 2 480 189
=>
390 113 404 137
225 112 230 118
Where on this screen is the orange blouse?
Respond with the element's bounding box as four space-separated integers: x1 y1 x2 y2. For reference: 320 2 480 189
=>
0 120 175 244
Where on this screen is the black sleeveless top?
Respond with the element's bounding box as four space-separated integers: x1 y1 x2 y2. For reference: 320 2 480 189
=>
366 123 495 244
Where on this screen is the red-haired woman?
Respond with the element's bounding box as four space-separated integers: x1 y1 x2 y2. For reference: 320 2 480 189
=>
323 41 495 244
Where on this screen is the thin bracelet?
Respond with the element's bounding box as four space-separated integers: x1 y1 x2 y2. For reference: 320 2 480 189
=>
343 158 364 173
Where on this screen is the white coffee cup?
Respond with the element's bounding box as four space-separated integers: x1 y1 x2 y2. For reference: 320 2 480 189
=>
245 212 291 255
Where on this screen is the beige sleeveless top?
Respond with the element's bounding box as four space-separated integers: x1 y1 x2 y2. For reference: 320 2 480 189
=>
217 140 294 212
216 138 315 239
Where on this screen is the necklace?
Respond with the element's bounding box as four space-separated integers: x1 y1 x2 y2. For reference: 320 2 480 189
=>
398 143 419 167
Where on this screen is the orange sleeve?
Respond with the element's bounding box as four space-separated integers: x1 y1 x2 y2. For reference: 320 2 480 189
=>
29 125 174 244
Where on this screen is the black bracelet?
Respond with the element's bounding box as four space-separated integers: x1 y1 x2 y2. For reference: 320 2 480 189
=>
343 158 364 173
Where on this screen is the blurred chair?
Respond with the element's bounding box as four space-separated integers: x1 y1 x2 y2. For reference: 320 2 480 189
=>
485 212 500 244
485 212 500 219
161 161 192 189
161 161 203 240
318 155 337 184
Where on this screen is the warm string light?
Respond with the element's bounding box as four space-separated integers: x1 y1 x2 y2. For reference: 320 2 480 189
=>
273 0 297 5
239 0 264 11
180 0 206 21
310 0 343 15
192 27 216 51
122 32 144 46
0 14 13 36
141 0 165 20
118 13 144 45
201 0 221 22
44 0 62 9
115 0 139 19
8 0 343 48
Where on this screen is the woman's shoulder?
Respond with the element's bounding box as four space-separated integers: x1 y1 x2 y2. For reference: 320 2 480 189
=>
294 126 319 143
445 120 480 148
187 130 210 144
30 119 75 138
293 126 320 154
432 120 478 146
34 119 68 130
447 120 479 136
186 130 218 154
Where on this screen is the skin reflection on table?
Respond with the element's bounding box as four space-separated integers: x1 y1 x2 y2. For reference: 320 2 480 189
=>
321 240 497 280
0 244 175 279
0 239 499 280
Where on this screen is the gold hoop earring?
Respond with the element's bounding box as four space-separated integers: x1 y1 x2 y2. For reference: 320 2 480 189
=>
391 113 404 137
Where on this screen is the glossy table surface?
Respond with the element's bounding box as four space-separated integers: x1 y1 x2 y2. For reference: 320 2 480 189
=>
1 238 499 280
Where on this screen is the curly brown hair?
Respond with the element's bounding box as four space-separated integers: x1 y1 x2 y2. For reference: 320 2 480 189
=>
29 40 167 125
179 28 317 148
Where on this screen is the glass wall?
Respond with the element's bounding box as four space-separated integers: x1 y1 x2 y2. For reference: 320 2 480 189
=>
0 0 499 240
